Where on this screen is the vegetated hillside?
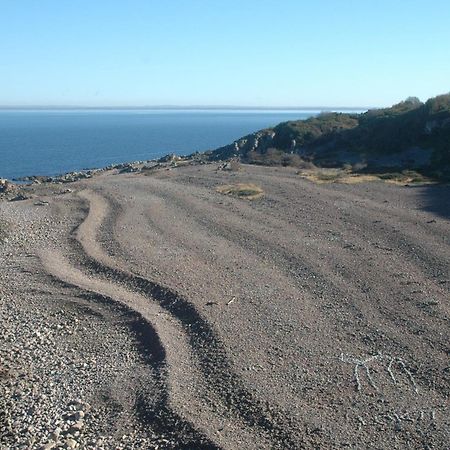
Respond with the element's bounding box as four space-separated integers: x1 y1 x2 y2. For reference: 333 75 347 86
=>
209 94 450 180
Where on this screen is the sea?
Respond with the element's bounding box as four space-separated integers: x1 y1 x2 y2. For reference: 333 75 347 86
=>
1 109 332 180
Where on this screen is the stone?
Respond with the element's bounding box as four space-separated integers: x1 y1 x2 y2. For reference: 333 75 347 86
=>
65 438 77 448
74 410 85 420
70 421 84 432
9 194 30 202
0 179 17 193
50 427 62 440
41 443 56 450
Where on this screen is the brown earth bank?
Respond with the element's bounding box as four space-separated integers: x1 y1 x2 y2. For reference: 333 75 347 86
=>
0 163 449 449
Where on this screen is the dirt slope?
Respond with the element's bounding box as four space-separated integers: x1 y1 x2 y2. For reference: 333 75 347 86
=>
1 164 449 449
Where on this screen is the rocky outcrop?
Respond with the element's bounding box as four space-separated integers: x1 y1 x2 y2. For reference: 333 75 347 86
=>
19 171 95 184
210 130 277 161
157 153 181 163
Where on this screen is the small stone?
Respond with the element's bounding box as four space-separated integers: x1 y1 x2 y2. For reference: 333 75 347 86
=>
74 411 84 420
50 427 62 441
41 443 56 450
70 421 84 432
65 438 77 448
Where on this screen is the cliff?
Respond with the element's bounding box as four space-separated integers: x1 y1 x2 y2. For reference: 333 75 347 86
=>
209 94 450 180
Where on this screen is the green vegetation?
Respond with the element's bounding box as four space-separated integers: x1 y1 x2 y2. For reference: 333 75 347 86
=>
216 183 264 200
297 168 433 185
210 93 450 181
245 148 316 168
271 112 359 150
376 170 431 183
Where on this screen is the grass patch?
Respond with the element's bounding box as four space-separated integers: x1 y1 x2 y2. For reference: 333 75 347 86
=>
216 183 264 200
337 174 381 184
377 170 433 185
297 168 347 183
297 168 435 185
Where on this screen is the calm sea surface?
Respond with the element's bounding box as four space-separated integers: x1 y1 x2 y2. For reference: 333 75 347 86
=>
0 109 321 179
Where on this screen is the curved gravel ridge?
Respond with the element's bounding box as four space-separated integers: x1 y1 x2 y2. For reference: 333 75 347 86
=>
81 167 449 448
140 178 449 344
59 189 303 449
98 175 449 377
40 256 220 450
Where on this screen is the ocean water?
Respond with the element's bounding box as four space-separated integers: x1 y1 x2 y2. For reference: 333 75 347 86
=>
0 109 320 179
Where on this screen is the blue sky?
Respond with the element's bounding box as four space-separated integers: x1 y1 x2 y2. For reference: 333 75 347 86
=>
1 0 449 107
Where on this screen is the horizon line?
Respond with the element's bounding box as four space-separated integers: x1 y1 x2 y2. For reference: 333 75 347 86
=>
0 104 372 111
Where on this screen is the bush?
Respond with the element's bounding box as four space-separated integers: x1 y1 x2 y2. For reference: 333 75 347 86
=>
245 148 313 168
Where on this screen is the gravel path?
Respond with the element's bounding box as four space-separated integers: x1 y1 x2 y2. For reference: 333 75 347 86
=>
1 164 449 449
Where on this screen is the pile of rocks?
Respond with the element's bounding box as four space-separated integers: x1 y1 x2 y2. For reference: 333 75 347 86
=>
117 163 140 174
157 153 181 164
0 204 165 449
0 179 15 194
0 274 163 450
18 169 100 185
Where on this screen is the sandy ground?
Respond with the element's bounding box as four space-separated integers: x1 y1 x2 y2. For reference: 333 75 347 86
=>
1 163 449 449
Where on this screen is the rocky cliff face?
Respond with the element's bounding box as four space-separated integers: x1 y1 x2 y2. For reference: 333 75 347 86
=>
209 94 450 179
210 129 277 161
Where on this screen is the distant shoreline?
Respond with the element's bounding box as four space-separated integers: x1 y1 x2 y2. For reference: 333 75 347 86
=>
0 105 370 111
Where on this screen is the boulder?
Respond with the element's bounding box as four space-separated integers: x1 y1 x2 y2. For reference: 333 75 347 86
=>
0 179 15 193
158 153 181 163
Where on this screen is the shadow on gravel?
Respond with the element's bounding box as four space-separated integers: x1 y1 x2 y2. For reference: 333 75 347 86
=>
418 184 450 220
80 255 299 448
55 284 220 450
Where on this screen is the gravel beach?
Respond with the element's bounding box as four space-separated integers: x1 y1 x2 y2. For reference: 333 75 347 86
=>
1 163 449 449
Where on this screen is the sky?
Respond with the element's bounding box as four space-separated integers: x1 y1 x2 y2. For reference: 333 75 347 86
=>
1 0 450 107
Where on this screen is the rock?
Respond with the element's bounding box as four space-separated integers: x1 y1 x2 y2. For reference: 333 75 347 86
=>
71 399 84 410
118 164 139 174
9 193 30 202
158 153 180 163
0 179 15 193
142 163 161 171
41 442 57 450
50 427 62 440
65 438 77 448
70 420 84 432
